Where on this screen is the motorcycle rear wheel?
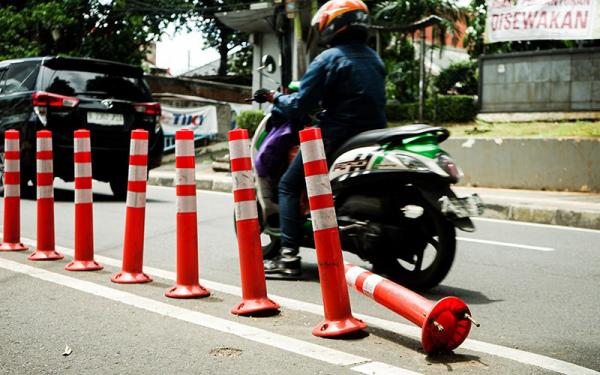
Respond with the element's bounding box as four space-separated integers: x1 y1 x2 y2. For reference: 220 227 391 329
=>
372 201 456 291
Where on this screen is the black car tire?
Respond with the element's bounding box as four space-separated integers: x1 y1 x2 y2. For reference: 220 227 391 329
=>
110 177 128 201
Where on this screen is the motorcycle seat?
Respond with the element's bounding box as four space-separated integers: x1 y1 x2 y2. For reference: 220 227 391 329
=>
332 124 449 160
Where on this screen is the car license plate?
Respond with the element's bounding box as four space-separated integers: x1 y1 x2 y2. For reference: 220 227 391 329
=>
87 112 124 126
439 194 484 218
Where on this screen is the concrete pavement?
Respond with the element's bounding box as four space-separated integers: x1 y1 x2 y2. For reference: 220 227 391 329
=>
148 148 600 230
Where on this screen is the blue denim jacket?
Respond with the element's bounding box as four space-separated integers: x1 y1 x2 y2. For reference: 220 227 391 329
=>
273 43 386 142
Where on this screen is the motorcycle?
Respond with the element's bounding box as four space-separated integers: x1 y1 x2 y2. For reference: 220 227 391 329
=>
243 92 483 290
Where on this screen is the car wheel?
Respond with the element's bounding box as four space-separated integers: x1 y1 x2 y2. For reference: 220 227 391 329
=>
110 178 128 201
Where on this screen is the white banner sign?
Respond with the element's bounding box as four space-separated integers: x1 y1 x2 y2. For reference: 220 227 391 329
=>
160 105 219 137
485 0 600 43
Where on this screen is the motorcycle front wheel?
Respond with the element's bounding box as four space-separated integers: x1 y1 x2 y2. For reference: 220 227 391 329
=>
372 198 456 291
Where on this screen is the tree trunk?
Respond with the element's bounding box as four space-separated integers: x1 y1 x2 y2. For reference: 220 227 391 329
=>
217 27 231 76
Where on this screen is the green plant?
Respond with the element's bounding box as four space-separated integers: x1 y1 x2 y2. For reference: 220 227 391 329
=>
236 110 264 137
386 95 476 123
435 61 478 95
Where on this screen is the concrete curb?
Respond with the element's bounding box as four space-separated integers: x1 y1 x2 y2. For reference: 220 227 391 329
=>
482 203 600 230
147 173 600 230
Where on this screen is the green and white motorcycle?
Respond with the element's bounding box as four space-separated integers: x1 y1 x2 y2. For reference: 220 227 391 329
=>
250 114 483 290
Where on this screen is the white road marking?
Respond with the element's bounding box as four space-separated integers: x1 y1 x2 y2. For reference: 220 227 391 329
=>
20 238 599 375
456 237 555 252
0 257 418 375
352 362 422 375
473 217 600 234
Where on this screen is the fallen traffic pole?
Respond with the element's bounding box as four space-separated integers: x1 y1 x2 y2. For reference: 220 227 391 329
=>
299 127 367 337
344 262 477 354
65 130 103 271
28 130 63 261
228 128 279 316
112 129 152 284
0 130 28 252
165 129 210 298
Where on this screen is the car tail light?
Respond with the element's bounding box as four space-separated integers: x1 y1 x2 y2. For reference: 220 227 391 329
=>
134 102 161 116
32 91 80 126
32 91 79 108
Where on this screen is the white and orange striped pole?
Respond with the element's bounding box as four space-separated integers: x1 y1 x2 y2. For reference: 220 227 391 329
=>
111 129 152 284
0 130 28 252
228 128 279 316
165 129 210 298
28 130 63 260
299 127 367 337
344 262 475 353
65 129 103 271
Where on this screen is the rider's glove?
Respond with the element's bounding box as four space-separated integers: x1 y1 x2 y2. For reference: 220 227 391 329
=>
253 88 275 103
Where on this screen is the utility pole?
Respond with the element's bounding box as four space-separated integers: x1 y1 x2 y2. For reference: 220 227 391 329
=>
418 28 426 122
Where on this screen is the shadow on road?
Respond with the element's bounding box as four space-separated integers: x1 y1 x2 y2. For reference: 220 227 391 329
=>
19 188 168 204
366 325 422 351
425 351 487 371
424 285 502 306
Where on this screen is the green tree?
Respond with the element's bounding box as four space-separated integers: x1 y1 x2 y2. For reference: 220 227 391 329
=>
372 0 470 102
0 0 184 65
192 0 251 76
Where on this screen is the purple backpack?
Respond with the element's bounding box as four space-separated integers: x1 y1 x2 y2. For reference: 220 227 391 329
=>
254 121 296 178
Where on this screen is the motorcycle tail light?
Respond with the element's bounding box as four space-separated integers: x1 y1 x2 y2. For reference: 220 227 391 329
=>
437 154 463 182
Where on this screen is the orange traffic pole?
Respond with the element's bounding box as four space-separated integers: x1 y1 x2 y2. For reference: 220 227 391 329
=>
345 262 476 353
299 128 366 337
65 130 103 271
228 129 279 316
0 130 28 252
165 129 209 298
28 130 63 260
111 130 152 284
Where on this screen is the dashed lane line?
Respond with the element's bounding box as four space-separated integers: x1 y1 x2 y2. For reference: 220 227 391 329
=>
473 217 600 234
0 257 420 375
456 237 555 252
21 237 599 375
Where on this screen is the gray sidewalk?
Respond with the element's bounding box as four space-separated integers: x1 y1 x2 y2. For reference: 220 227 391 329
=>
148 154 600 230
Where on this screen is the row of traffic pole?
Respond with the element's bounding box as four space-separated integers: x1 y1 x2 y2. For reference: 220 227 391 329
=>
0 127 476 354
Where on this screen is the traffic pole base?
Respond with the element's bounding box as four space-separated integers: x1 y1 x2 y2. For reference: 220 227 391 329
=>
231 297 280 316
312 317 367 338
65 260 104 272
421 296 472 354
165 284 210 299
27 249 64 261
0 242 28 252
111 271 152 284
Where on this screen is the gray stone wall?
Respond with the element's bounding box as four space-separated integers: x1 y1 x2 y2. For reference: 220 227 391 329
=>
444 138 600 192
480 48 600 113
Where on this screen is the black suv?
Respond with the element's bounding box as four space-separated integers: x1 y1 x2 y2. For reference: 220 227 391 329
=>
0 56 163 198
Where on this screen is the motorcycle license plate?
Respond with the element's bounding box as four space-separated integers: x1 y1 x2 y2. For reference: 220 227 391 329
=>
439 194 484 218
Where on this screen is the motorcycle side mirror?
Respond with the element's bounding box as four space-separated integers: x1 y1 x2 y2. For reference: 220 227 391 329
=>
259 54 277 74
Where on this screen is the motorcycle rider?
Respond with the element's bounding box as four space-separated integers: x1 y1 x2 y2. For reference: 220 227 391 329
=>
254 0 387 279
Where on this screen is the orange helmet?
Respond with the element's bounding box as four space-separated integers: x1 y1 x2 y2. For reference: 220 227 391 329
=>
311 0 370 45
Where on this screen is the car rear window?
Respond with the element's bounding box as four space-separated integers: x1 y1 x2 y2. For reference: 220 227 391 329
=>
42 68 152 102
0 61 39 95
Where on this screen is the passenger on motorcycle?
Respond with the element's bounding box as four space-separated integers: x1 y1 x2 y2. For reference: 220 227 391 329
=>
254 0 387 279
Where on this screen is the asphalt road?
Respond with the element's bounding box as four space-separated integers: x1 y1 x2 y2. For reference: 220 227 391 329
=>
0 181 599 374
